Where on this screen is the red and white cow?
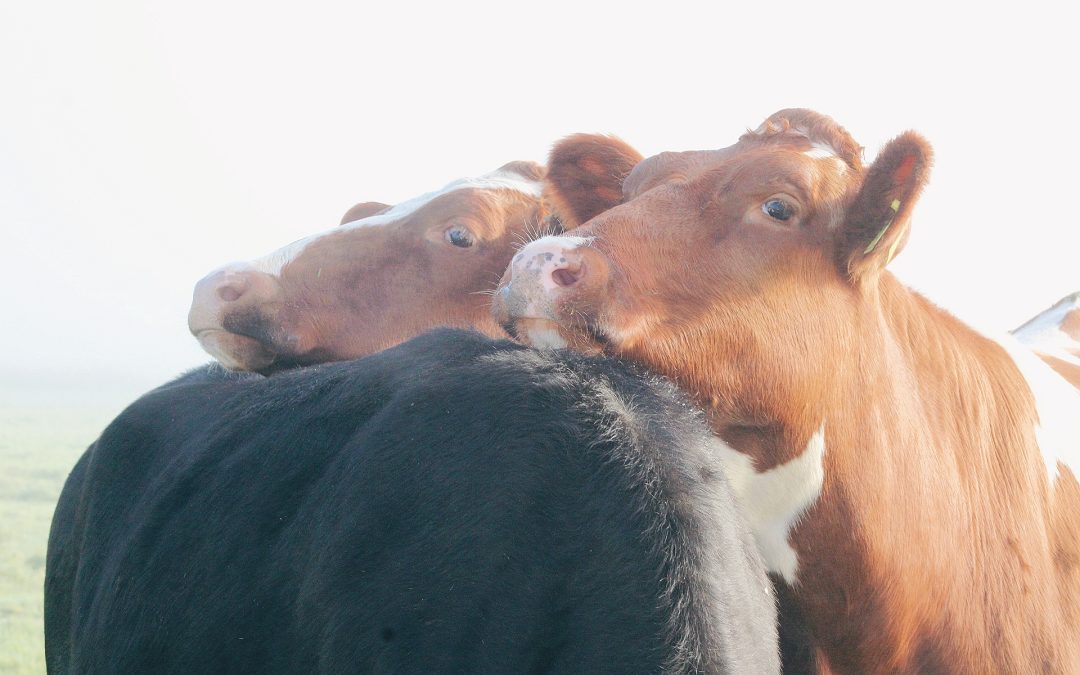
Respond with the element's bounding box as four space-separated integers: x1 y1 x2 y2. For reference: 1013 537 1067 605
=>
1015 292 1080 387
189 161 551 372
494 110 1080 672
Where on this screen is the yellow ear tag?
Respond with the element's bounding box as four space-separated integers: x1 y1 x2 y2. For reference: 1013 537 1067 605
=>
863 199 902 255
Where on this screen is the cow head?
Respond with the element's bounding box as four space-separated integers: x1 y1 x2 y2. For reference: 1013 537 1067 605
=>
191 161 549 372
494 110 931 443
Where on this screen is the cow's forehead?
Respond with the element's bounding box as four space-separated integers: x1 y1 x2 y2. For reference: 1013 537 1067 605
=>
249 168 543 276
624 148 731 198
624 139 850 206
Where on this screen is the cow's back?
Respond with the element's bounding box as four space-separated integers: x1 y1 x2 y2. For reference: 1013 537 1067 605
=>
45 329 778 674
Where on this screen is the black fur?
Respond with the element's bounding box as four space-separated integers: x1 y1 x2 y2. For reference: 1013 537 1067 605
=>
45 329 779 674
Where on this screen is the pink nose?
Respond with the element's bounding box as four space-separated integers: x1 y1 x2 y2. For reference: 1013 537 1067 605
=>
207 270 249 302
188 265 282 335
510 237 588 292
493 235 601 326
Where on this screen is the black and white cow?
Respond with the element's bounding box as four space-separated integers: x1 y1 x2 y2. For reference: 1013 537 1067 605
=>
46 329 779 674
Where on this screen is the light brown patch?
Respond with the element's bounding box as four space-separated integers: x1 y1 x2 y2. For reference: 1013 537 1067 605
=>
1040 353 1080 389
1061 307 1080 343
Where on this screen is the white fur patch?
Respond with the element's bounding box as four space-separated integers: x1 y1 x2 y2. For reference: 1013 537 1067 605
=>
800 138 849 176
787 125 842 160
1013 293 1080 367
992 334 1080 485
708 424 826 584
521 234 595 251
752 119 849 172
248 169 543 276
340 170 543 230
803 144 837 160
524 324 567 350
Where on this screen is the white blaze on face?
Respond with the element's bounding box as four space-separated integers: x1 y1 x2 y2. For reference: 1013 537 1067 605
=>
708 424 827 584
803 144 838 160
801 142 849 176
247 169 544 276
992 333 1080 485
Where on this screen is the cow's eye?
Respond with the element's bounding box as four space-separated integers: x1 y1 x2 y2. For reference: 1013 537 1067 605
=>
445 225 475 248
762 198 795 222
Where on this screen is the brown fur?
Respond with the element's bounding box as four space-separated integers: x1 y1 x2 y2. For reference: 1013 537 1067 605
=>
191 162 550 372
746 108 864 172
495 110 1080 673
543 133 643 228
1059 304 1080 362
1062 307 1080 345
839 133 932 281
1042 354 1080 388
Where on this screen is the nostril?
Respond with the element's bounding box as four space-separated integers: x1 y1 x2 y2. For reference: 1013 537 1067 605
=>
217 283 244 303
551 267 580 287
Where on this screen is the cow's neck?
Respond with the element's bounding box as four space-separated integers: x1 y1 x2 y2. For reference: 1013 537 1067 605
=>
640 274 1072 672
815 277 1078 670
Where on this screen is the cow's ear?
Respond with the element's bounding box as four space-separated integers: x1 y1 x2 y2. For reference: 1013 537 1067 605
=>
838 132 932 282
340 201 391 225
545 134 643 228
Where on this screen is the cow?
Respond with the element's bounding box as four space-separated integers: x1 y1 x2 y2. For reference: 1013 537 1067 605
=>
493 110 1080 672
188 161 555 372
190 140 1055 380
1014 292 1080 387
45 329 781 674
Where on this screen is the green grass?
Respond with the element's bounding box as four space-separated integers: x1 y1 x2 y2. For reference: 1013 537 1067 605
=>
0 377 156 674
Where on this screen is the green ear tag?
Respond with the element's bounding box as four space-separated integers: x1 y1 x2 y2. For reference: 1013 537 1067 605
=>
863 199 902 254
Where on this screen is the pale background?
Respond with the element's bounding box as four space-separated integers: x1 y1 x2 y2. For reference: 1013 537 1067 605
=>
1 3 1077 671
2 2 1077 398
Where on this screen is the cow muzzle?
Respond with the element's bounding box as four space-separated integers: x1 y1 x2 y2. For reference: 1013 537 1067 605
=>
188 264 286 371
492 235 607 351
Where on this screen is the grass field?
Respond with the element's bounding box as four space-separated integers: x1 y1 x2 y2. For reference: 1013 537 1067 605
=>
0 373 164 674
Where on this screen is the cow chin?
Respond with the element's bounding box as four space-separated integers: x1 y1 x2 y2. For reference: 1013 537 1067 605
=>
503 318 605 355
492 281 605 354
194 329 278 372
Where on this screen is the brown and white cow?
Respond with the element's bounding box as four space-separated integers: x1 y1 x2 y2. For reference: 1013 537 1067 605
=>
1015 292 1080 388
189 161 550 372
494 110 1080 672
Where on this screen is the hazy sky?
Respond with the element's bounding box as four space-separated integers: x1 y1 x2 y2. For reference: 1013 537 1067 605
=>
2 1 1076 393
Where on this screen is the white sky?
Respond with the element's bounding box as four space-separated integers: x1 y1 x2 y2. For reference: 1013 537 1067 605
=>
1 1 1077 393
